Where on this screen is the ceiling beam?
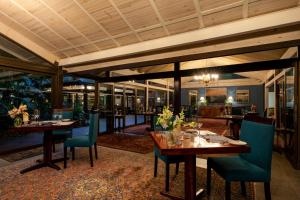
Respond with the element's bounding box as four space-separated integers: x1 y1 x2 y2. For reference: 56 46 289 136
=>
60 7 300 67
79 58 296 83
0 21 58 64
0 44 29 61
66 28 300 73
0 56 56 75
182 78 262 88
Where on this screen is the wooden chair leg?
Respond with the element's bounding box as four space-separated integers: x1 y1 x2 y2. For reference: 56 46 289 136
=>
52 143 56 153
225 181 231 200
207 165 211 195
175 162 179 175
64 146 67 169
240 181 246 196
165 163 170 192
94 143 98 160
264 182 271 200
154 155 158 177
71 147 75 160
89 146 93 167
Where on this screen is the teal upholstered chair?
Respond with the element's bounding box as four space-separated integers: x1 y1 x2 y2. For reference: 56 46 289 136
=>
52 108 73 152
64 112 99 168
207 120 275 200
153 116 185 192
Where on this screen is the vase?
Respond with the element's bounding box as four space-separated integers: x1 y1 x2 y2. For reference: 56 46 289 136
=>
14 117 23 127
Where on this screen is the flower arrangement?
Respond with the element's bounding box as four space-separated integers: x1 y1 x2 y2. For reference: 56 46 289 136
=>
8 104 29 126
156 106 185 130
156 106 174 130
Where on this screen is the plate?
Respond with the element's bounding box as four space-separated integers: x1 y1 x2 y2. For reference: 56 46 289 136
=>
228 140 247 145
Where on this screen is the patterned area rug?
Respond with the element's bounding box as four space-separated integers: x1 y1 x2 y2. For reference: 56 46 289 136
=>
0 147 255 200
124 124 150 136
97 134 154 154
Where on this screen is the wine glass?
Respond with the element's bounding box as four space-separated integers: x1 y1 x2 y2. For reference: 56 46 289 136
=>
33 109 40 122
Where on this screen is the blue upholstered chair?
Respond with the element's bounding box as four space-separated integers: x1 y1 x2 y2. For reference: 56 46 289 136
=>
64 112 99 168
207 120 275 200
52 108 73 152
153 116 185 192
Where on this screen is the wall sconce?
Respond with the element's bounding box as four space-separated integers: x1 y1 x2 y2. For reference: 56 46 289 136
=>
136 98 141 104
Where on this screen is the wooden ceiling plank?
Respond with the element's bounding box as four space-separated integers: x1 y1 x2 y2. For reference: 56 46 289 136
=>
39 0 100 51
148 0 170 35
0 10 60 53
53 13 198 54
108 0 143 42
10 0 85 54
73 0 121 47
60 7 300 66
201 0 244 15
0 20 58 64
242 0 249 18
192 0 204 27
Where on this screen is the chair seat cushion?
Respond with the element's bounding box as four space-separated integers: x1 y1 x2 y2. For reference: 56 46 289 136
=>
64 135 91 147
208 156 269 182
154 146 185 164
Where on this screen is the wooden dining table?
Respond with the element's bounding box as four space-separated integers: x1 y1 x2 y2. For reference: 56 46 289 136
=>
10 120 77 174
150 130 250 200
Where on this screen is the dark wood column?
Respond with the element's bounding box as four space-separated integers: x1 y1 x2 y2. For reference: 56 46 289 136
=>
51 65 63 109
83 86 88 113
174 62 181 115
295 46 300 169
93 81 99 110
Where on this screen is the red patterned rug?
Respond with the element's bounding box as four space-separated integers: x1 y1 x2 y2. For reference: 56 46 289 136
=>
0 147 255 200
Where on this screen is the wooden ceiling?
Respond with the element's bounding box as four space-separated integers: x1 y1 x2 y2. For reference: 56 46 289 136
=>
0 0 299 61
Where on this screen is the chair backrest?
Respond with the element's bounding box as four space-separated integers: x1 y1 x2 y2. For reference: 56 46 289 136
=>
243 114 275 125
52 108 73 119
88 112 99 144
239 120 275 172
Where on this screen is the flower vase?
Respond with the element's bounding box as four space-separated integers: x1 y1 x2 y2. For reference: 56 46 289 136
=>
14 117 23 127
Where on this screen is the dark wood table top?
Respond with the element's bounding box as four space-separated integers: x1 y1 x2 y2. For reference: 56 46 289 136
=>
150 131 250 156
10 120 77 133
213 115 244 120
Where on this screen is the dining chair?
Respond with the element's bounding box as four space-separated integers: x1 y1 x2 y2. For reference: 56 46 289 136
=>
64 112 99 168
153 116 185 192
52 108 73 152
207 120 275 200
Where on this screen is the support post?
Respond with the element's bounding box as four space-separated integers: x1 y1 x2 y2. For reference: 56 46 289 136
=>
295 46 300 168
83 86 88 113
51 64 63 109
93 81 99 110
174 62 181 115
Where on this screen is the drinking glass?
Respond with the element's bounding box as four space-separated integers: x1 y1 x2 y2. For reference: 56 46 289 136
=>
33 109 40 122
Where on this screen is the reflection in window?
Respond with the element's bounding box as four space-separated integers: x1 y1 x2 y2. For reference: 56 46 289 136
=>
0 69 51 124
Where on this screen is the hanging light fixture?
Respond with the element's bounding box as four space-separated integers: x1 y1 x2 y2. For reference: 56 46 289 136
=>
194 73 219 85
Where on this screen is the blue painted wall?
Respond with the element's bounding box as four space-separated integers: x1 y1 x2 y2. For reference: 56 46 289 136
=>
181 85 264 116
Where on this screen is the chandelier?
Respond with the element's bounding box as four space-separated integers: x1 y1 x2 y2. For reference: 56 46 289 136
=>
194 73 219 85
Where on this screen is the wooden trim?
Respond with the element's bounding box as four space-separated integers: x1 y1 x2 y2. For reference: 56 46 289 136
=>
0 56 56 75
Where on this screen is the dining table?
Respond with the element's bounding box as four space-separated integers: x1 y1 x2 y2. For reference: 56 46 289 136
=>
10 120 77 174
150 130 250 200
